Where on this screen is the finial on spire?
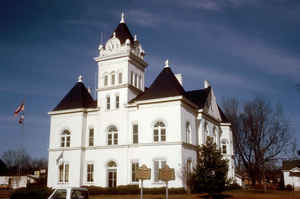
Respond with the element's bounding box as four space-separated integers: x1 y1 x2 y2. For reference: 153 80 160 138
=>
164 59 169 68
78 75 83 82
134 34 137 41
120 12 125 23
113 32 116 38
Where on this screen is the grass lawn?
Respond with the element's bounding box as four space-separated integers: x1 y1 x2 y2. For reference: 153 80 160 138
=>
90 190 300 199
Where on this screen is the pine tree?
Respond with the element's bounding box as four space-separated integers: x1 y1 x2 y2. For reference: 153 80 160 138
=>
191 138 228 196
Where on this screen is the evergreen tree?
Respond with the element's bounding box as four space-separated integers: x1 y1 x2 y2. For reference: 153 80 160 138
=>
191 138 228 196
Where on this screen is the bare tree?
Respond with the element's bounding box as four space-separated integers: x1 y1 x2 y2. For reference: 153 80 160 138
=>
222 97 292 186
1 148 32 174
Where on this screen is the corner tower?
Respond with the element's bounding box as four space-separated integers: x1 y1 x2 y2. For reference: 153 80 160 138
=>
94 13 148 109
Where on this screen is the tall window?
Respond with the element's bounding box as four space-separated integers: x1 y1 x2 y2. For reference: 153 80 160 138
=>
107 161 117 188
107 126 118 145
132 124 138 144
87 164 94 183
118 73 122 84
104 75 108 86
106 96 110 110
138 76 141 89
111 74 115 85
186 159 192 180
153 121 166 142
61 130 71 148
116 96 119 109
131 72 134 85
132 162 139 182
88 128 94 146
134 74 137 87
58 163 69 183
154 160 166 182
221 139 228 154
186 122 191 144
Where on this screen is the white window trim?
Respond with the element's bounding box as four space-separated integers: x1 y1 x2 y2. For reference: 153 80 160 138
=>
58 162 70 184
153 121 166 143
86 162 95 184
107 126 118 145
153 159 167 184
88 128 94 147
60 130 71 148
131 160 139 183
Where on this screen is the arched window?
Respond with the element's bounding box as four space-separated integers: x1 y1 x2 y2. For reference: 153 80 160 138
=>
221 139 228 154
153 121 166 142
61 130 71 147
104 75 108 86
88 128 94 146
107 161 117 187
58 162 69 183
107 126 118 145
106 96 110 110
186 122 191 144
118 73 122 84
115 95 119 109
138 75 141 89
212 126 216 144
111 73 115 85
134 74 137 87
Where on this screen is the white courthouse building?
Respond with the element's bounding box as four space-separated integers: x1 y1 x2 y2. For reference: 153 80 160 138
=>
47 14 235 189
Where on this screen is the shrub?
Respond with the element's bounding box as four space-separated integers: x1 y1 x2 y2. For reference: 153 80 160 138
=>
10 187 52 199
83 185 185 195
286 184 293 191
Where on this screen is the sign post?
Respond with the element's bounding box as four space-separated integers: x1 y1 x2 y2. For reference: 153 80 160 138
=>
159 164 175 199
136 164 151 199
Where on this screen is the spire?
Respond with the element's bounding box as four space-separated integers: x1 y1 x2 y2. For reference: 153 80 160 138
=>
134 34 137 41
120 12 125 23
78 75 83 82
164 59 169 68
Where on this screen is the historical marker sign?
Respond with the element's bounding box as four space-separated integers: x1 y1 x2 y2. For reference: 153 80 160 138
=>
159 164 175 182
136 164 151 180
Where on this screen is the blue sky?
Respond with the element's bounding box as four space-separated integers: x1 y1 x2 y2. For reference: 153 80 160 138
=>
0 0 299 158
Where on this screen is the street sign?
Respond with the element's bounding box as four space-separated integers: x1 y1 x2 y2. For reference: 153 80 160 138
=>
136 164 151 180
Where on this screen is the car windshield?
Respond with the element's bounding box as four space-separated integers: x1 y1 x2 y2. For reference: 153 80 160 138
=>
51 189 67 199
71 190 88 199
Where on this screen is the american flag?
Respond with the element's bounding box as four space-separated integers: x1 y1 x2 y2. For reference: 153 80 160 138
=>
14 103 24 117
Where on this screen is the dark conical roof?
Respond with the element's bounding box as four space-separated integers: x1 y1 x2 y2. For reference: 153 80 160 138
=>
53 82 96 111
131 67 186 102
111 23 134 44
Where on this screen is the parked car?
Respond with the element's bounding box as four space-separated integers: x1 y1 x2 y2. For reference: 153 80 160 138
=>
48 187 89 199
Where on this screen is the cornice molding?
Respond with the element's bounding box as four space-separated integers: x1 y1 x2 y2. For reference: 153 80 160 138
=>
49 141 200 152
48 107 99 115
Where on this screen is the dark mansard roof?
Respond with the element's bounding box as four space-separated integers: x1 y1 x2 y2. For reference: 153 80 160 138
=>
53 82 96 111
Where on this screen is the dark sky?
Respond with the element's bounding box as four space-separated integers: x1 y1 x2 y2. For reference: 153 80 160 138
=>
0 0 299 158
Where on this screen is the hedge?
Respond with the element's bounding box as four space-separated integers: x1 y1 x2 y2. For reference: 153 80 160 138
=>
10 186 53 199
82 185 186 195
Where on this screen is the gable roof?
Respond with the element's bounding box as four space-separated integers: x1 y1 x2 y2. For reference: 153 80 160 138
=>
130 67 186 102
218 105 230 123
185 88 211 109
111 23 134 44
53 82 97 111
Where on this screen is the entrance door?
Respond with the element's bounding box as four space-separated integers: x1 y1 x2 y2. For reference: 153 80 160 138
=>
108 169 117 188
